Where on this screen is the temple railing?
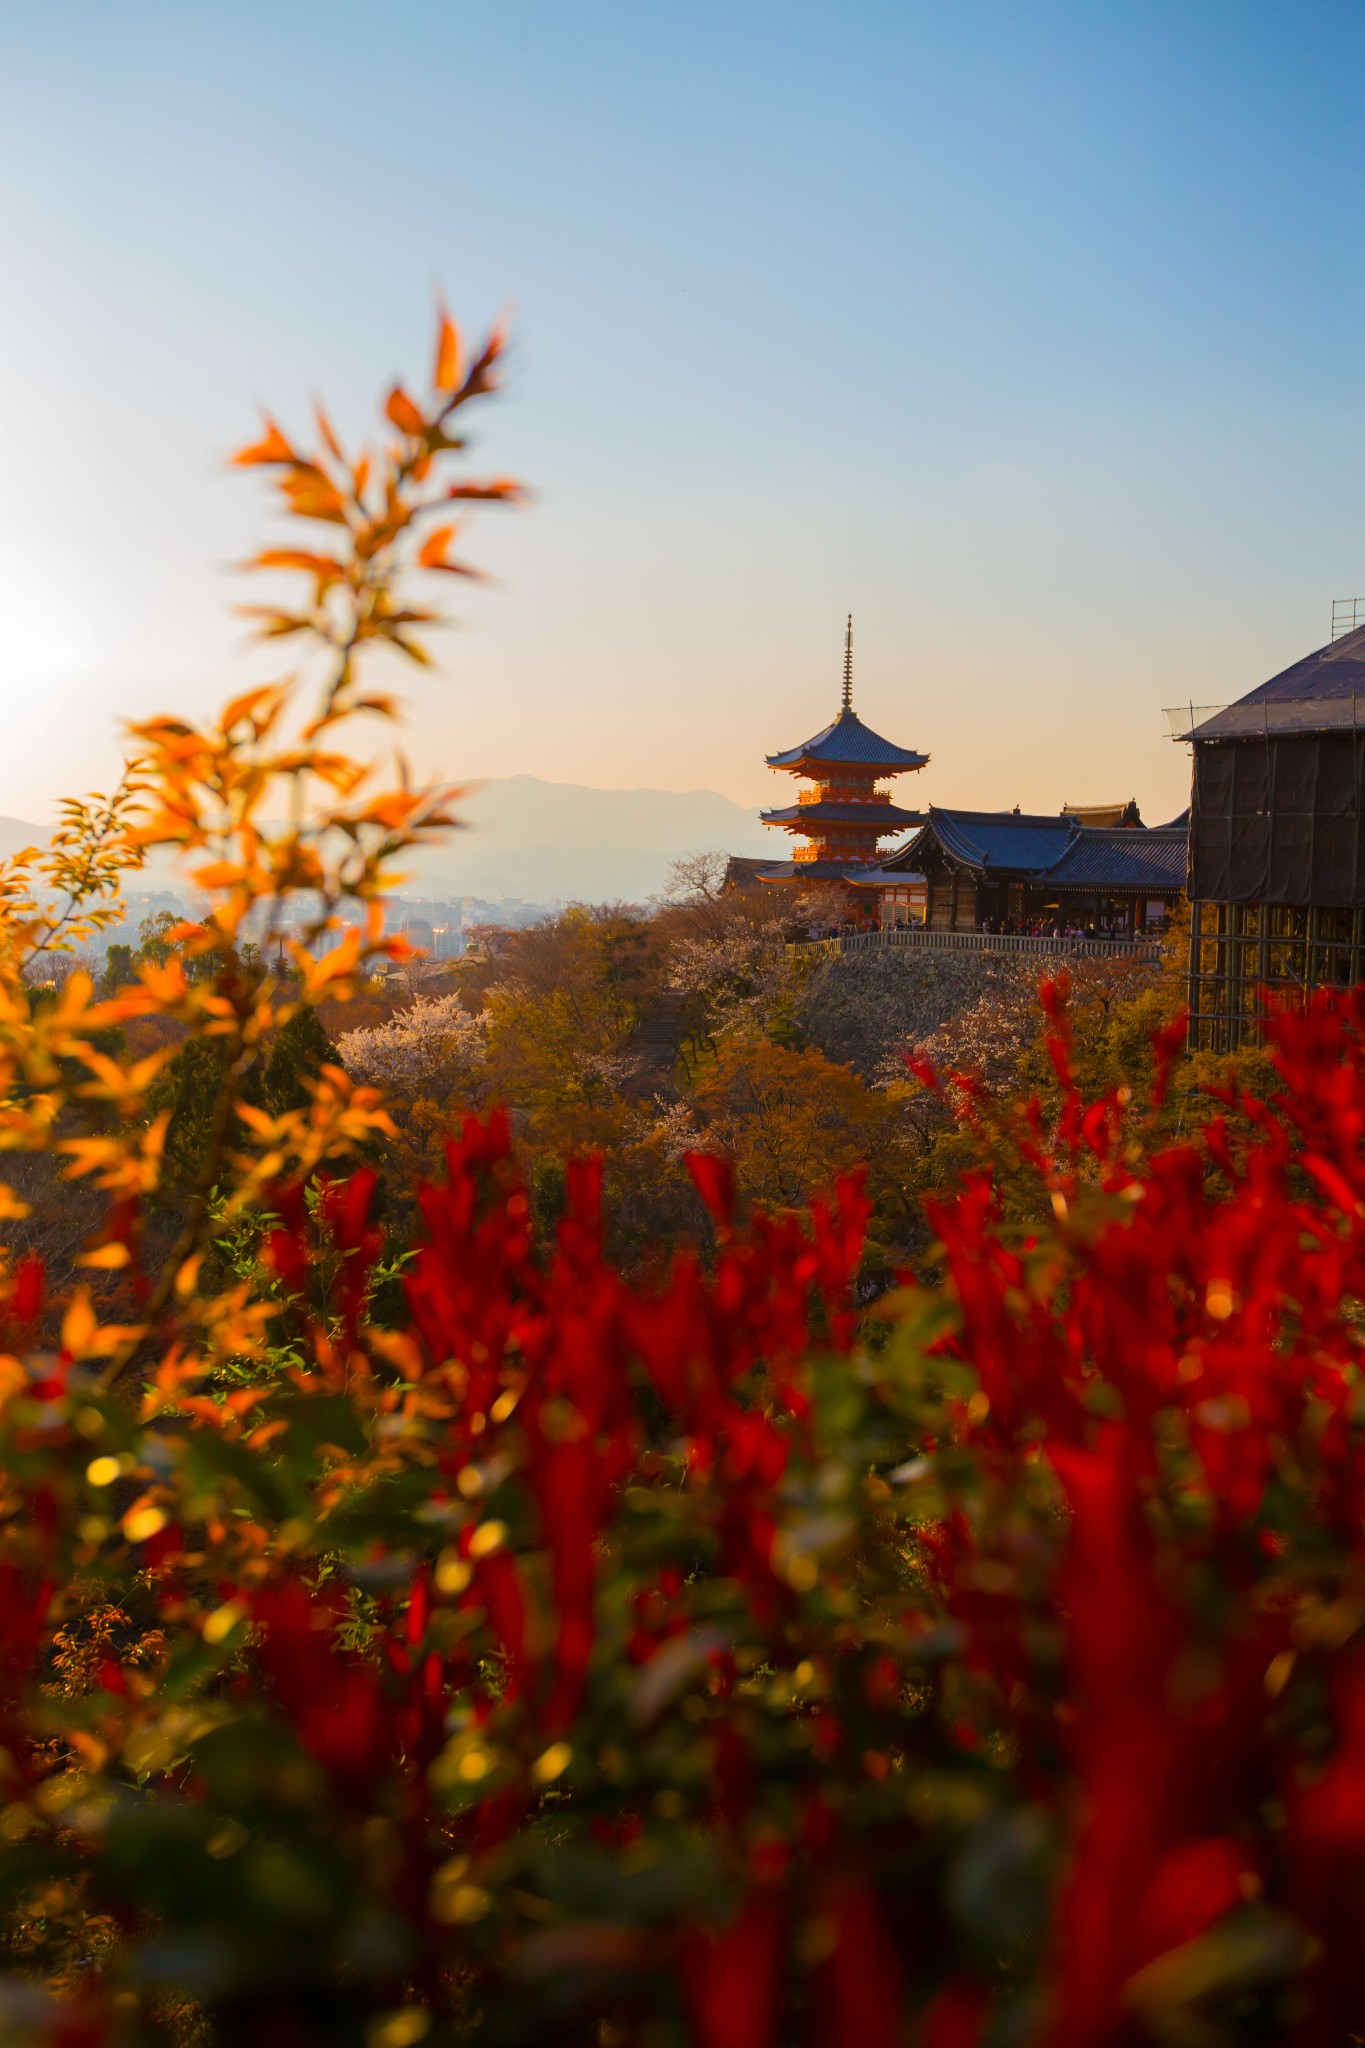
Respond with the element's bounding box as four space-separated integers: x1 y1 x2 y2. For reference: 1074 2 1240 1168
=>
788 927 1167 964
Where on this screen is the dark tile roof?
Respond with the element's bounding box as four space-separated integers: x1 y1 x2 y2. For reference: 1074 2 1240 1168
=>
846 865 926 888
767 708 928 772
860 808 1188 895
1190 626 1365 738
1236 625 1365 704
927 808 1076 874
723 856 775 890
1044 827 1188 893
751 860 883 882
760 800 926 827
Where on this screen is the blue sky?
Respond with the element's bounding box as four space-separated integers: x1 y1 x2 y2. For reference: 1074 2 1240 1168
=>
3 1 1365 827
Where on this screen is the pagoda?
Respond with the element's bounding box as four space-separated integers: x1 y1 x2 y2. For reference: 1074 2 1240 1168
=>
759 617 928 881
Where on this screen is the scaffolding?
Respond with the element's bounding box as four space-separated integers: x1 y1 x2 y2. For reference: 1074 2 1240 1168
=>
1187 902 1365 1052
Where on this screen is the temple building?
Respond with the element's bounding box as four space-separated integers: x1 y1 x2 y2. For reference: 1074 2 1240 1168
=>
728 617 1187 941
850 806 1186 933
1180 622 1365 1048
755 618 927 904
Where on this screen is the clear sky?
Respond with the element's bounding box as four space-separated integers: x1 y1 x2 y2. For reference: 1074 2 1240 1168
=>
3 1 1365 830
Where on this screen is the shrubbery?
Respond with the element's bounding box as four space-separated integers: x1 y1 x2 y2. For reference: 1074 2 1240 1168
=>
1 986 1365 2046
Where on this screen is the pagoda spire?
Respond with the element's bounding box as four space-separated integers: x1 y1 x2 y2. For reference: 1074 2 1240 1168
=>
842 613 854 711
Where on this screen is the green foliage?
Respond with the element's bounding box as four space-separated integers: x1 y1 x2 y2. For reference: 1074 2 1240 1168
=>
147 1034 235 1194
262 1004 339 1115
137 910 180 966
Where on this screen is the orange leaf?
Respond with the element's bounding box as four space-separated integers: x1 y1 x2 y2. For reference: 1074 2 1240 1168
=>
280 474 348 523
446 476 526 502
248 549 347 579
80 1242 131 1271
220 684 284 731
385 384 426 437
418 523 457 569
434 312 463 393
232 418 293 466
313 403 344 463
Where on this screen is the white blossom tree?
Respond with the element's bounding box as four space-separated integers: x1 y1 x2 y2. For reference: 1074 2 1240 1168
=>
336 993 487 1103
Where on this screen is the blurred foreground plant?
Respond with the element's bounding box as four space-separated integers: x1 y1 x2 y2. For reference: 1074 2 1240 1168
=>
0 305 522 1387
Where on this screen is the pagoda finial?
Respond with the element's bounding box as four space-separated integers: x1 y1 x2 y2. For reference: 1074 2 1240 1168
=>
842 613 854 712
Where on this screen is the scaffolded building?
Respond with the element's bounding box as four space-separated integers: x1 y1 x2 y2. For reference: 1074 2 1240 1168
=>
1178 623 1365 1050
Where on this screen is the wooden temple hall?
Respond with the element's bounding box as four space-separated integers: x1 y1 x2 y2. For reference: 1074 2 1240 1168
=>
854 805 1186 936
1179 620 1365 1049
748 618 1187 936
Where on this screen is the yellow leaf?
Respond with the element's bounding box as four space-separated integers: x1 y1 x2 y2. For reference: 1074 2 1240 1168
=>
174 1254 203 1300
79 1243 131 1271
123 1505 167 1543
61 1290 98 1358
531 1742 572 1786
435 1553 473 1596
203 1598 247 1645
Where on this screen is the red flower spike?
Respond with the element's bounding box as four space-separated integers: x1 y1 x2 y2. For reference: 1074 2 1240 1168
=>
10 1255 43 1324
804 1875 905 2048
680 1892 786 2048
685 1152 736 1229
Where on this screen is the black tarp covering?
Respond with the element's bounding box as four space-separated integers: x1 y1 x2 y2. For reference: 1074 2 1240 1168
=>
1190 734 1365 906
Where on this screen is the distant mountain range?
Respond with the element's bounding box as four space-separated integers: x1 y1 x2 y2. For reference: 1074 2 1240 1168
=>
405 776 772 904
0 777 777 909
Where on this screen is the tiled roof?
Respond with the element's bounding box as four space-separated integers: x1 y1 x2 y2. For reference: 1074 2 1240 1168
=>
1190 627 1365 738
1060 800 1142 827
1044 827 1188 892
927 808 1076 874
760 801 926 827
859 808 1188 895
723 856 775 889
751 860 884 882
1235 625 1365 704
845 866 927 888
767 708 928 772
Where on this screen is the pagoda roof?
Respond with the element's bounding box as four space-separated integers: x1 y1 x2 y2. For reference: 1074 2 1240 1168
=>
760 800 926 828
766 707 927 773
751 860 884 882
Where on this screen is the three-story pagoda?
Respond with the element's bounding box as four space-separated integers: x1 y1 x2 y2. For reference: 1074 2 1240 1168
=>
759 617 927 879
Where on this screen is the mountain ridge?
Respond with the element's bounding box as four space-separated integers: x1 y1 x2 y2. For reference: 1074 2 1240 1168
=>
0 778 777 907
